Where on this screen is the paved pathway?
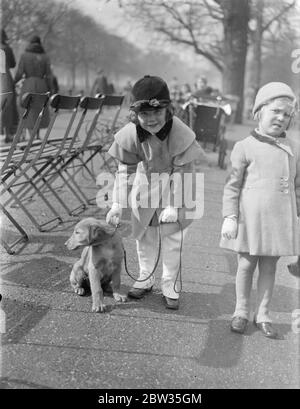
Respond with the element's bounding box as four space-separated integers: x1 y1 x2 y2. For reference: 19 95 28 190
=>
0 120 299 389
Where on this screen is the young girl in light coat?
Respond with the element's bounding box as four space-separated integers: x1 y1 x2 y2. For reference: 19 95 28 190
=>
221 82 299 338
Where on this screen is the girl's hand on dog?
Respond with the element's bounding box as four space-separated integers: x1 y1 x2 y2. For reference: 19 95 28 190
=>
221 217 238 239
106 203 123 226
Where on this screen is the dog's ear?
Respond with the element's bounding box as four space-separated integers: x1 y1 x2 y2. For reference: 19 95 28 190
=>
89 225 105 245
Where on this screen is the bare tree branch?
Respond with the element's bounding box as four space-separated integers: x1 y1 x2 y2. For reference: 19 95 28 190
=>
262 0 296 32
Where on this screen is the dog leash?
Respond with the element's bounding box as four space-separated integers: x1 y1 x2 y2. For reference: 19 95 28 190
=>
114 221 183 293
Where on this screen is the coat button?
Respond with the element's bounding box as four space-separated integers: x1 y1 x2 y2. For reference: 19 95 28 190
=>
283 189 289 194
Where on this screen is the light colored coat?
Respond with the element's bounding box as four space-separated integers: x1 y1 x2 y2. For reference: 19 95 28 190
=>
108 116 206 240
220 134 300 256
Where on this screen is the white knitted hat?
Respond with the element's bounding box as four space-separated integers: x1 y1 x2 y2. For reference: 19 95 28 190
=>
252 82 296 115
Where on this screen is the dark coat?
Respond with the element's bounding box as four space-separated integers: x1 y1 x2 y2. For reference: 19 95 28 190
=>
14 43 52 129
90 74 109 96
0 42 19 135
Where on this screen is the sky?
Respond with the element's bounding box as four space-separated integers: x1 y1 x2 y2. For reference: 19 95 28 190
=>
71 0 145 44
65 0 224 85
69 0 209 65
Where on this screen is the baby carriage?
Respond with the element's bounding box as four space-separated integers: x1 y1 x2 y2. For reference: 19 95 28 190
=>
181 95 232 169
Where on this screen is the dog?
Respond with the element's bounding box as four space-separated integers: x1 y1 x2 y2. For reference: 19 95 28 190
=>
65 217 127 312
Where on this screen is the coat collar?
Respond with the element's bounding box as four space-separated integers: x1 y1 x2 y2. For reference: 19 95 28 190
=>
136 119 173 142
251 129 293 156
114 116 196 157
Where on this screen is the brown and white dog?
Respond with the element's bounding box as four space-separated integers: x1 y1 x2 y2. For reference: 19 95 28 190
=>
65 217 127 312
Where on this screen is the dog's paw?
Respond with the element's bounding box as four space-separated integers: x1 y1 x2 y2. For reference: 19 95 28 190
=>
92 303 107 313
113 293 127 303
75 287 85 296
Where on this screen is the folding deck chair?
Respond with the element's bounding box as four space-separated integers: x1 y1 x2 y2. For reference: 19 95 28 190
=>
60 94 125 204
0 92 50 253
4 94 89 219
82 94 125 176
0 91 29 254
37 94 107 206
0 91 13 112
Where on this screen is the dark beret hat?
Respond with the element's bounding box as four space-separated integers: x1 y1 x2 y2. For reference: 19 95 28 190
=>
29 35 41 45
130 75 171 111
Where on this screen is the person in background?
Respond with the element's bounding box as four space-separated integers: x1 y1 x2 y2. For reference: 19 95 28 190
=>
220 82 299 339
90 68 109 96
193 76 213 98
50 66 59 94
123 80 133 106
0 29 19 143
107 81 115 95
14 35 52 139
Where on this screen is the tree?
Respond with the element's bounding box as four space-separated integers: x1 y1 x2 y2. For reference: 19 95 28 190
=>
1 0 68 55
116 0 250 122
248 0 296 93
215 0 249 122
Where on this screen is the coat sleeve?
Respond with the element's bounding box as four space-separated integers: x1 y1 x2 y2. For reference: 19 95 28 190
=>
14 55 25 84
108 132 140 207
173 139 208 166
222 141 248 218
112 162 138 208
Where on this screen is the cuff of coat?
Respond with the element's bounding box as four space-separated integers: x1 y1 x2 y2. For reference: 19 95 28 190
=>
111 203 123 211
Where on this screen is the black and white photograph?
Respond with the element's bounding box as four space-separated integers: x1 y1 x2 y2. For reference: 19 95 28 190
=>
0 0 300 394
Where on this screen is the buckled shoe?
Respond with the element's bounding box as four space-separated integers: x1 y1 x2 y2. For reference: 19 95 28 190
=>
230 316 248 334
127 286 153 299
254 320 278 339
163 296 179 310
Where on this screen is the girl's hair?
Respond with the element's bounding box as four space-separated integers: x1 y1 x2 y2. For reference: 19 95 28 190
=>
128 104 175 124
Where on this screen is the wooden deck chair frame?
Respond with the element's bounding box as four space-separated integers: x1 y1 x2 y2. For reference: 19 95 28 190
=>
13 94 105 216
0 92 66 232
47 94 107 205
0 92 49 252
0 91 29 254
62 94 124 204
0 91 13 112
8 94 89 218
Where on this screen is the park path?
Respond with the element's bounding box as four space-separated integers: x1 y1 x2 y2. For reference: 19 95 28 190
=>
0 120 299 389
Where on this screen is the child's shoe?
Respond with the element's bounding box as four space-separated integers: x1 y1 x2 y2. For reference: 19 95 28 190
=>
253 320 278 339
230 316 248 334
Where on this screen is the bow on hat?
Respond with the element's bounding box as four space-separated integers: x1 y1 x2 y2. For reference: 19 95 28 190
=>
130 75 171 111
130 98 171 111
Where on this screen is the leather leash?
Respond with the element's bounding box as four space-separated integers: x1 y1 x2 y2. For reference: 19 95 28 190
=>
114 221 183 293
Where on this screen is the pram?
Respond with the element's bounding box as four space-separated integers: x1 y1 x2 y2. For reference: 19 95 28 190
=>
181 95 232 169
